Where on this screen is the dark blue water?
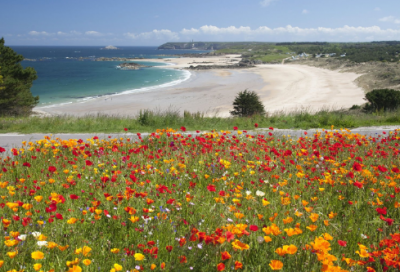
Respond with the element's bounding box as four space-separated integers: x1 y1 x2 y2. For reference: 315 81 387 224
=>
10 46 208 107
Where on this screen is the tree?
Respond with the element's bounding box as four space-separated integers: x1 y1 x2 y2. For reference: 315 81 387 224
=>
230 89 265 117
364 89 400 111
0 38 39 115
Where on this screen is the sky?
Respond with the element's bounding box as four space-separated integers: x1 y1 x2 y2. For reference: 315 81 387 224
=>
1 0 400 46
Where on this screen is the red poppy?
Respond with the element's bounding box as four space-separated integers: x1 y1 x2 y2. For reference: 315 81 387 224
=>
207 184 216 192
85 160 93 166
234 261 243 270
179 255 187 263
254 123 258 128
217 263 225 271
45 203 57 213
0 147 5 153
221 251 231 260
56 213 63 220
179 238 186 247
233 126 238 130
378 165 388 172
376 207 387 215
249 225 259 232
225 231 234 242
392 167 400 173
353 181 363 189
352 162 362 172
380 215 394 225
69 194 79 200
48 166 57 173
269 127 274 130
180 126 186 132
166 245 173 252
338 240 347 247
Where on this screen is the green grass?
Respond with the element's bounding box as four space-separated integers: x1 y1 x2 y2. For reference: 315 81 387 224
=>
253 54 289 63
1 108 400 134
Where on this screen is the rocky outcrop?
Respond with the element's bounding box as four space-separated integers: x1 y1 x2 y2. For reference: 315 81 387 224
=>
95 57 144 61
117 62 149 70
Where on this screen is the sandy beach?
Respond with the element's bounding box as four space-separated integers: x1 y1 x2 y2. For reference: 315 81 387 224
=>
36 55 366 117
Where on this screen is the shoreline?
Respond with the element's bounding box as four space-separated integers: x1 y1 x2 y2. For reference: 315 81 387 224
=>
35 54 366 117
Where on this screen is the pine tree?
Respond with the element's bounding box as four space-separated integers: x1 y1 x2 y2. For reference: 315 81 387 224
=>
230 90 265 117
0 38 39 115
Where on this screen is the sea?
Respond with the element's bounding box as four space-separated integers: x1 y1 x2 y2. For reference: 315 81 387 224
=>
10 46 209 107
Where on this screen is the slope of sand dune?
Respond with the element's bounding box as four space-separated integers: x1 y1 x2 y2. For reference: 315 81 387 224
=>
37 55 365 117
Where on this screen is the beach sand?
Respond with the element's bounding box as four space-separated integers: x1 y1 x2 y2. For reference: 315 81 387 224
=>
37 55 366 117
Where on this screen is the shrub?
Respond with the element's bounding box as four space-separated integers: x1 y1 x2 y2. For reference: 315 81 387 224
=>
0 38 39 115
230 89 265 117
365 89 400 111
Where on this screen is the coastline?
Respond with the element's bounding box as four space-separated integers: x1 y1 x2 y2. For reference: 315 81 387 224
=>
36 54 366 117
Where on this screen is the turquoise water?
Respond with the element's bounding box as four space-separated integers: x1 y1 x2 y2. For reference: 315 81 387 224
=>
11 46 207 106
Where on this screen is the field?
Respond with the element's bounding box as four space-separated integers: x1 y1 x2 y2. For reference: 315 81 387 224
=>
1 126 400 271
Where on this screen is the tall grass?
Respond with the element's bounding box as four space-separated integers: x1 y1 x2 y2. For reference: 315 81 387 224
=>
1 107 400 133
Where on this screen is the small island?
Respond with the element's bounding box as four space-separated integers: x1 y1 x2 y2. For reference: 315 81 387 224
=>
101 45 119 50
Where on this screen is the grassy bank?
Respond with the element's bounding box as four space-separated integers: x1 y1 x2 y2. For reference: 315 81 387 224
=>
1 108 400 133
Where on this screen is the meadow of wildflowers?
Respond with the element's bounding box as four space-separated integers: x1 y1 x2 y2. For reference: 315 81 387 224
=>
0 127 400 272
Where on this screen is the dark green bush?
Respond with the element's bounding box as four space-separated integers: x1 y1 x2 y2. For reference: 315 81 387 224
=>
230 90 265 117
365 89 400 111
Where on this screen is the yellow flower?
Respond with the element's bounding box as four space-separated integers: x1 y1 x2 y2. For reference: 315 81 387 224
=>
68 265 82 272
323 233 333 241
264 236 272 243
111 248 120 254
0 260 3 268
31 251 44 260
82 246 92 256
306 225 318 232
7 251 18 258
269 260 283 270
134 253 145 261
33 263 42 271
128 216 139 223
47 242 58 249
5 239 19 247
309 213 319 222
82 259 91 266
231 239 250 251
113 263 123 271
150 264 157 270
67 218 78 224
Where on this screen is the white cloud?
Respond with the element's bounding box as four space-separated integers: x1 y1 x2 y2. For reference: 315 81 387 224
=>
176 24 400 41
379 16 400 24
302 9 309 14
374 7 381 11
85 31 103 36
260 0 279 7
29 31 51 36
181 28 200 35
124 29 179 40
